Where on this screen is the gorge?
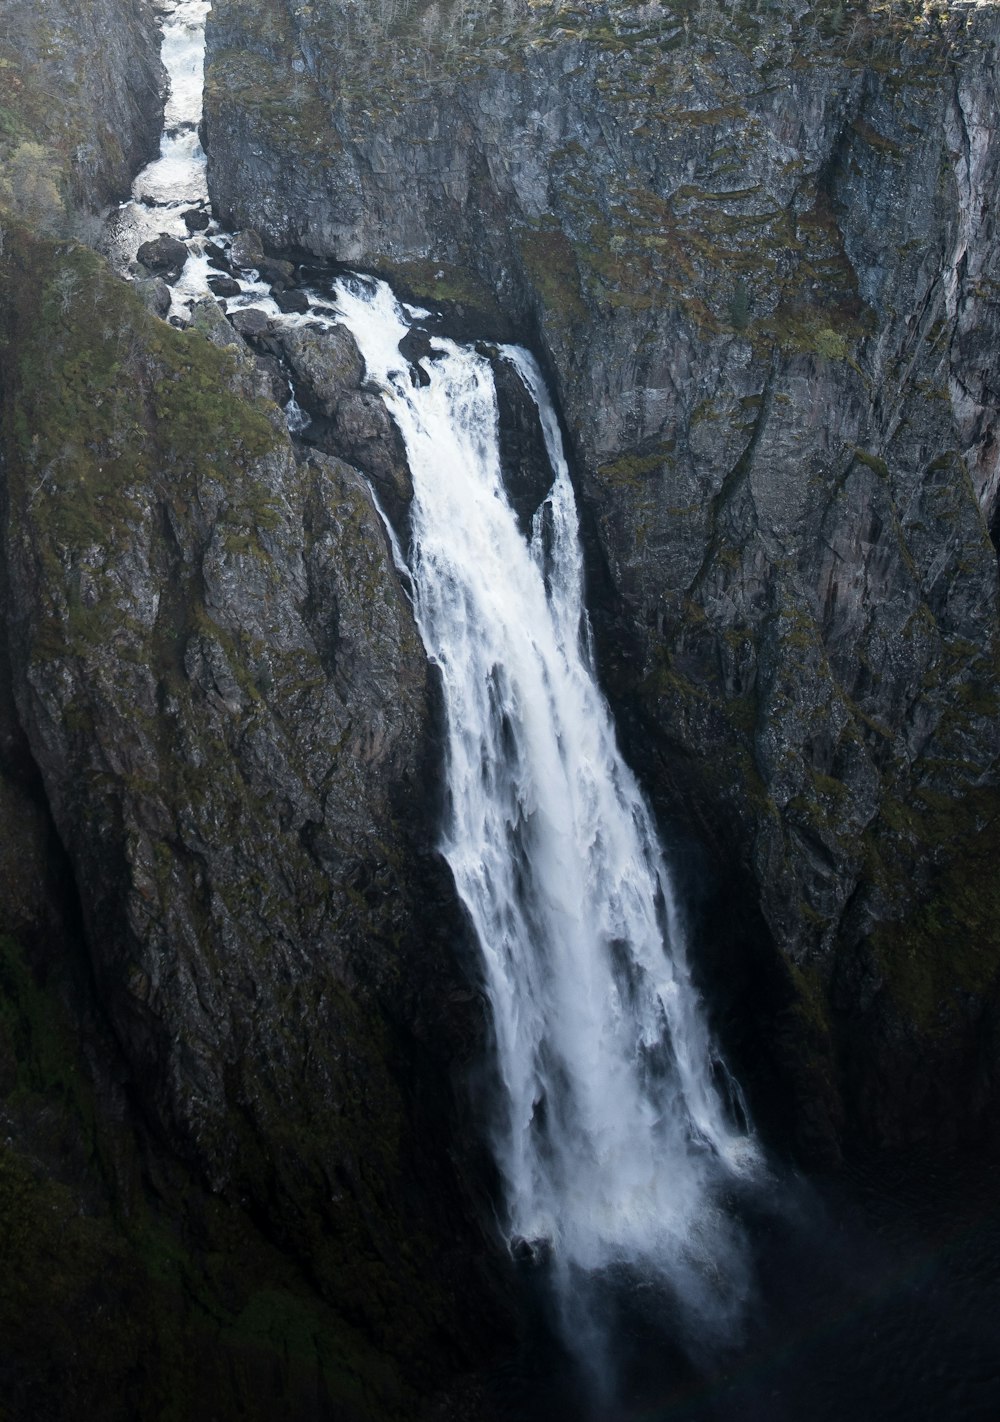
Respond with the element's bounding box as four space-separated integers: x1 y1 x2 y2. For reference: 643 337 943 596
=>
1 1 999 1419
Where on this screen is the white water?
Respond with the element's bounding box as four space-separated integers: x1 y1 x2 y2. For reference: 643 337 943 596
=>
334 279 759 1320
104 1 215 315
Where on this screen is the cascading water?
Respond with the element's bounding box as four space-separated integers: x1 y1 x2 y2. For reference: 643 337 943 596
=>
105 0 211 297
333 279 759 1341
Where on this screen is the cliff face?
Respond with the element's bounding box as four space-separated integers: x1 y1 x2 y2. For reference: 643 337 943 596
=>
1 0 999 1410
1 242 493 1405
1 4 501 1414
202 0 1000 1157
0 0 164 212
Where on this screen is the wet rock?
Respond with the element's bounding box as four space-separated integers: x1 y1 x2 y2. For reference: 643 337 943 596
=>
398 327 434 369
136 232 189 281
273 287 309 314
228 306 273 342
207 274 242 298
204 239 233 272
493 353 555 539
275 323 364 417
257 255 295 288
254 352 290 405
330 391 414 529
183 207 210 232
229 227 264 269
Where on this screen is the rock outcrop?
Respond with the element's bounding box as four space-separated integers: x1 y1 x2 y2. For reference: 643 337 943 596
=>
203 0 1000 1158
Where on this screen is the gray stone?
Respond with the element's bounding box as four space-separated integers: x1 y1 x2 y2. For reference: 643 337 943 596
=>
228 306 273 341
207 274 242 297
137 232 189 280
229 227 264 269
133 275 171 317
189 296 243 348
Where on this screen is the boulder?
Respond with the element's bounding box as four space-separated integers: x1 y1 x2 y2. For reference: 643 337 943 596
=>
228 307 273 342
229 228 264 270
136 232 189 281
204 239 233 273
257 255 295 288
273 287 309 314
274 323 363 418
208 274 242 298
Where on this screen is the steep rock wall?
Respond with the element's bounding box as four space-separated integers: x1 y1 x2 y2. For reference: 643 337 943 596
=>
0 234 500 1417
0 0 164 212
203 0 1000 1158
1 5 504 1411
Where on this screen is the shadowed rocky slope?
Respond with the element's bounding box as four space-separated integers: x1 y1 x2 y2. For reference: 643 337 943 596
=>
0 4 502 1416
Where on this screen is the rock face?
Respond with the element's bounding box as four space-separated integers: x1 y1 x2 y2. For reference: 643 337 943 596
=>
0 0 164 211
1 5 503 1404
1 235 500 1415
203 0 1000 1157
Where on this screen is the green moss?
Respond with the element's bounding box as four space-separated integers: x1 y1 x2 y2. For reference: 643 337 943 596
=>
853 447 891 478
764 303 861 361
598 440 675 488
850 116 904 156
519 220 589 327
379 255 503 319
0 235 283 677
865 785 1000 1033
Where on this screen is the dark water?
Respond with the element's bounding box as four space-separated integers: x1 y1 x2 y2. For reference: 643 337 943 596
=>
480 1142 1000 1421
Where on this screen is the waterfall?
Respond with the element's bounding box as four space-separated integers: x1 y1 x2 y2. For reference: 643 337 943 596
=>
334 278 759 1328
111 0 759 1348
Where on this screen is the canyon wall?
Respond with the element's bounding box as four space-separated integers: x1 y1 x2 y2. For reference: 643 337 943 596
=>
2 0 1000 1414
202 0 1000 1157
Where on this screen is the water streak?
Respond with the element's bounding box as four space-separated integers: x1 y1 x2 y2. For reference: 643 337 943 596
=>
333 278 758 1326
